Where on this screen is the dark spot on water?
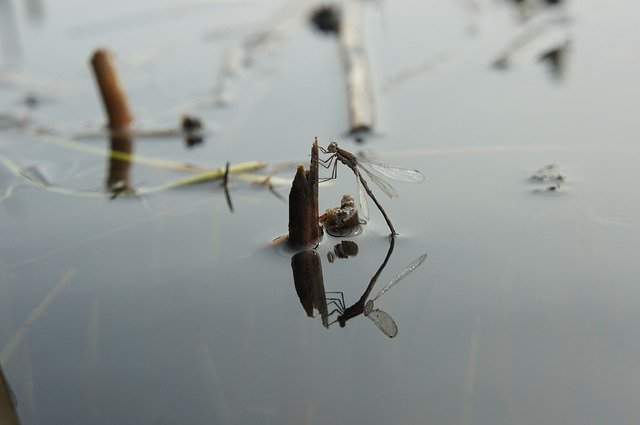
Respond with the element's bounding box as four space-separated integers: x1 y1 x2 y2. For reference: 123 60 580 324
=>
310 5 341 34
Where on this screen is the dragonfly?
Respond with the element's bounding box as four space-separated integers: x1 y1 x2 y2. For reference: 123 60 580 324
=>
319 141 425 236
329 252 428 338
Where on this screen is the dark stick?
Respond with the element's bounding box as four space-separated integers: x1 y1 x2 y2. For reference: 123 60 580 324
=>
90 48 135 196
223 161 234 212
288 139 320 247
90 49 133 131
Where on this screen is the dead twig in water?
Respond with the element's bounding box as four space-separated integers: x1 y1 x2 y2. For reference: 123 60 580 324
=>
223 161 234 212
339 1 376 134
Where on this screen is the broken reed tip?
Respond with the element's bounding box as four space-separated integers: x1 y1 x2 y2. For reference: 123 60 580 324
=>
288 141 321 247
89 47 133 130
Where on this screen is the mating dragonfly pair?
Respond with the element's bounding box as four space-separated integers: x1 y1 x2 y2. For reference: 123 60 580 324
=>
318 142 425 236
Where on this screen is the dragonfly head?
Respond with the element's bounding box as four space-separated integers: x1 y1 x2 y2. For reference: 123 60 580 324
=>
338 315 346 327
327 141 338 153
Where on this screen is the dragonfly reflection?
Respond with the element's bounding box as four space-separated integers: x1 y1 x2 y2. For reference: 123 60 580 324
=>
319 141 425 236
328 238 427 338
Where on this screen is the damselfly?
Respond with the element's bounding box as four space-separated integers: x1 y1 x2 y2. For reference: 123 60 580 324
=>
330 252 428 338
319 142 425 236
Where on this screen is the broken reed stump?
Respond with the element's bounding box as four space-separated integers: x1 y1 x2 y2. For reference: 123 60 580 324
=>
90 48 135 194
90 49 133 130
288 140 320 247
339 1 375 135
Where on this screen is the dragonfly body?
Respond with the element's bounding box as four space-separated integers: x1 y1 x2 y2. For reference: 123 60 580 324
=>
321 141 424 236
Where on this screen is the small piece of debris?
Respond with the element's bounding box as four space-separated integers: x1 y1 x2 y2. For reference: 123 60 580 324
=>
310 5 341 34
333 240 358 259
182 115 204 148
319 194 362 237
531 164 566 182
531 164 567 192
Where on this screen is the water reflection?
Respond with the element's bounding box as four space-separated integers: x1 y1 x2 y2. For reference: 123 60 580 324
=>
106 135 135 198
0 365 20 425
0 0 21 69
23 0 45 26
326 240 359 263
291 250 333 328
291 236 427 338
335 236 396 331
506 0 565 21
538 40 570 80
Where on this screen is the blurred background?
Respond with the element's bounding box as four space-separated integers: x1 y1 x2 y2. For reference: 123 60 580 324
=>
2 0 640 424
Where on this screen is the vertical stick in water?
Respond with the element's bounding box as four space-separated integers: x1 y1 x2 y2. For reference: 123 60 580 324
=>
90 49 135 195
339 1 376 134
288 140 320 246
90 49 133 131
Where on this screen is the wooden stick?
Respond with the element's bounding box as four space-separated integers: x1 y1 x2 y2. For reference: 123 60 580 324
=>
90 49 133 130
90 49 135 194
288 140 320 247
339 1 375 134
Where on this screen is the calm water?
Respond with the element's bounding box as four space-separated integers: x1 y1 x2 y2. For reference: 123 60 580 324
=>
2 0 640 424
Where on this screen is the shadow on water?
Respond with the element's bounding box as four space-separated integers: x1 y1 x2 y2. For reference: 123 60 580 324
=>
0 365 20 425
291 236 427 338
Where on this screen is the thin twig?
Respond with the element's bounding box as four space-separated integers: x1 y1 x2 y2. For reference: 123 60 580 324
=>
0 268 77 365
223 161 234 212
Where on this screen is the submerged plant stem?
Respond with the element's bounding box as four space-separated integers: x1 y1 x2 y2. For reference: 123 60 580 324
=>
0 268 77 365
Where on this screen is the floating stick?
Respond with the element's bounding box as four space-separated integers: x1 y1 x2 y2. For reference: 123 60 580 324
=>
339 1 376 134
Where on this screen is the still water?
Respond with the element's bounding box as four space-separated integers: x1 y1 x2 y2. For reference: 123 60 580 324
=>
2 0 640 424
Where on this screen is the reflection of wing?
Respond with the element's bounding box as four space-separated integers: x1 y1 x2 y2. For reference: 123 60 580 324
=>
366 309 398 338
373 254 428 302
362 159 425 183
355 172 369 220
364 299 374 315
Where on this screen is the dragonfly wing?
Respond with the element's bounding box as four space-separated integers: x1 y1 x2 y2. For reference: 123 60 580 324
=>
363 159 426 183
373 253 428 301
366 309 398 338
355 172 369 220
359 164 398 198
364 299 374 315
